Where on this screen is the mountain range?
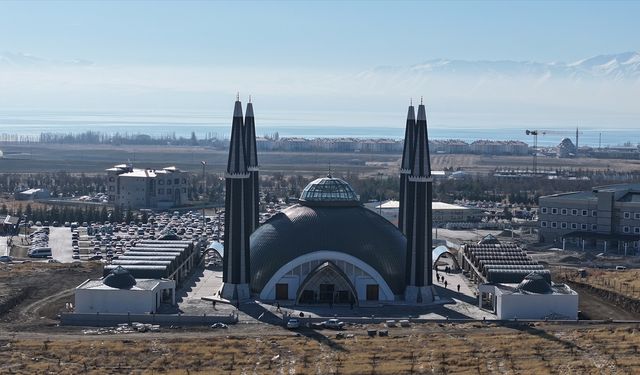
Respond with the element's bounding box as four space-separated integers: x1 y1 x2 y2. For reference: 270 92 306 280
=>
367 52 640 81
0 51 92 67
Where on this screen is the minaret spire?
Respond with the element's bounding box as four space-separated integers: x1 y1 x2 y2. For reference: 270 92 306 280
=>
404 100 434 304
220 97 252 302
398 101 416 235
244 98 260 234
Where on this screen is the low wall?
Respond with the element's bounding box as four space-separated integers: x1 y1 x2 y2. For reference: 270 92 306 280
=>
568 280 640 314
60 312 238 327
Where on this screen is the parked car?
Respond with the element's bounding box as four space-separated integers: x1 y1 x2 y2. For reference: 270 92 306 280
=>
0 256 13 263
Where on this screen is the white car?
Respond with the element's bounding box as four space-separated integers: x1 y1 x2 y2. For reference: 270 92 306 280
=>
322 319 344 330
286 318 300 329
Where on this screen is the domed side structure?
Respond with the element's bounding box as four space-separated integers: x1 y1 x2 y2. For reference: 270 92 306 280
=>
103 266 137 289
250 199 407 303
517 272 553 294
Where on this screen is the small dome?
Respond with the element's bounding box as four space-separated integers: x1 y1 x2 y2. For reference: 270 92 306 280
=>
299 176 359 206
517 272 552 294
103 266 137 289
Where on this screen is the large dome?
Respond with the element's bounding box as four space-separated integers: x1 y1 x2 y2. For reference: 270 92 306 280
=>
249 204 407 295
299 176 359 206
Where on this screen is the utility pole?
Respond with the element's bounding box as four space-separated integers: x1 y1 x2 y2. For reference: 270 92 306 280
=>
201 161 206 230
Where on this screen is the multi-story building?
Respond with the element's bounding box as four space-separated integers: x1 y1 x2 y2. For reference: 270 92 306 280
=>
538 183 640 252
106 164 188 209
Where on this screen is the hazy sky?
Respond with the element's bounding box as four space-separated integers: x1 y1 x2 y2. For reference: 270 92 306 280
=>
0 1 639 129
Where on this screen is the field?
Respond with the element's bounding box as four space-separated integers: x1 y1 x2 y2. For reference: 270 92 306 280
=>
3 143 640 176
2 323 640 374
0 262 102 330
566 268 640 301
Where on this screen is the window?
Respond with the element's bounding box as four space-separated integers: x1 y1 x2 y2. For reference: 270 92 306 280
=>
635 213 640 220
571 223 578 229
561 222 567 229
174 178 180 185
561 208 568 215
158 189 164 194
158 180 164 185
167 179 172 185
581 224 588 230
571 209 578 216
591 224 597 231
624 212 631 219
109 186 114 191
592 210 597 217
552 208 558 214
167 188 172 194
182 188 186 193
635 227 640 234
541 221 547 227
551 222 557 228
582 210 588 216
108 177 115 182
624 226 630 233
541 207 548 214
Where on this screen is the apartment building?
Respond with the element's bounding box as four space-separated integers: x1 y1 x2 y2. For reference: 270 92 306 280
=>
538 183 640 252
106 164 187 209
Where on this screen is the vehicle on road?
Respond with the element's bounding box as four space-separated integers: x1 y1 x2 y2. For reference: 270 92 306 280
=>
286 318 300 329
0 256 13 263
322 319 345 330
28 247 52 258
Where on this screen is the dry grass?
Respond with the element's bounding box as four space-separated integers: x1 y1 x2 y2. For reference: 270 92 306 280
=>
2 323 640 374
569 268 640 300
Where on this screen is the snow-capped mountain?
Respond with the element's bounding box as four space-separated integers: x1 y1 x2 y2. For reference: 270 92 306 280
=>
367 52 640 81
0 52 92 67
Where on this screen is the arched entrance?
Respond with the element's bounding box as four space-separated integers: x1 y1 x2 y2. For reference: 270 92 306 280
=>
432 245 461 271
296 261 357 306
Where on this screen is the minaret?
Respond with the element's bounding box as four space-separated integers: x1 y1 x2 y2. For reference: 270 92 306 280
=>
244 98 260 233
398 101 416 236
220 97 252 301
404 99 434 304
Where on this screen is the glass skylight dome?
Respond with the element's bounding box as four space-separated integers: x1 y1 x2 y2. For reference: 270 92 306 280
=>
299 176 359 205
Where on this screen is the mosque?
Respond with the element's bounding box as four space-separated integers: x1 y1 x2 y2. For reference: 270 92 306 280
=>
219 98 435 305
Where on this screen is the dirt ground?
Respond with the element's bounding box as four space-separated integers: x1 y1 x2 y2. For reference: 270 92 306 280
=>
3 143 640 176
0 262 102 331
2 322 640 374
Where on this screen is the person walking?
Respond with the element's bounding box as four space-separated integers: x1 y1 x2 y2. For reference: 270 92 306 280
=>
444 280 448 289
457 284 461 293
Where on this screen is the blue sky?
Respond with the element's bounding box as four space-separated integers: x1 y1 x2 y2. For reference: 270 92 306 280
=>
0 1 639 129
1 1 638 66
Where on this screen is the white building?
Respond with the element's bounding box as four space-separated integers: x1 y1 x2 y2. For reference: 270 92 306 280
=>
365 199 484 227
75 267 175 314
478 273 578 320
106 164 188 209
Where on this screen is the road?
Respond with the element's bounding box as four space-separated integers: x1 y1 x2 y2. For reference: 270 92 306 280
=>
49 227 73 263
0 236 8 256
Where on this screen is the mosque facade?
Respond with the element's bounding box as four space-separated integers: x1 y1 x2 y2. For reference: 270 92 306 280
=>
219 98 435 304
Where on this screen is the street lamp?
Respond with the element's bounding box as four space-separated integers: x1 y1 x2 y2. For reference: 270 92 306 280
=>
525 130 539 174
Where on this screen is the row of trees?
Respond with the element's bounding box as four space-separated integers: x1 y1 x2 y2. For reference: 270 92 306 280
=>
36 131 228 147
0 203 149 225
